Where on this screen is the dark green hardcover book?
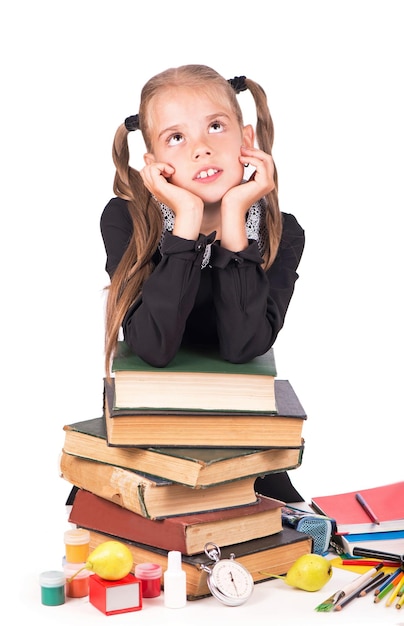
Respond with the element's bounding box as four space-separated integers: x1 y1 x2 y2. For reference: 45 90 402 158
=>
111 340 277 413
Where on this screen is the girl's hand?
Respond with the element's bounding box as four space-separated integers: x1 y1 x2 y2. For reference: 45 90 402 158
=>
222 146 275 211
220 147 275 252
140 161 203 239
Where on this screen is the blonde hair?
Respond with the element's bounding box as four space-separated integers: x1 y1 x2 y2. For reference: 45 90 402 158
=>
104 64 282 375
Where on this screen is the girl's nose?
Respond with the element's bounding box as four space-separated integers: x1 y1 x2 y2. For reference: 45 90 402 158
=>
192 140 212 160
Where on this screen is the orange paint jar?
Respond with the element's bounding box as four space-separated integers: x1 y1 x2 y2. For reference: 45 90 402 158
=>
64 529 90 563
64 562 91 598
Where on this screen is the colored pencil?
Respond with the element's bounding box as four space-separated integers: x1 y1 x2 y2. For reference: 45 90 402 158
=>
315 564 383 612
376 567 403 594
374 571 404 603
359 573 390 596
334 571 386 611
386 576 404 606
396 593 404 609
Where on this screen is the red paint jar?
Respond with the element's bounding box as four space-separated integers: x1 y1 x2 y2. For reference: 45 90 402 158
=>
134 563 162 598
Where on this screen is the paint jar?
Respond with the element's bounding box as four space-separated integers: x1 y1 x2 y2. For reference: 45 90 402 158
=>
64 528 90 563
134 563 163 598
64 561 91 598
39 570 66 606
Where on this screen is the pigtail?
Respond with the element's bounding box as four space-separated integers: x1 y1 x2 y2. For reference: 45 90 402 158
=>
244 79 283 269
104 122 163 377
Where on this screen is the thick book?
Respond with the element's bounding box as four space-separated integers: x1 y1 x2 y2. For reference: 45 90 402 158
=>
86 526 313 600
63 417 304 488
59 451 259 519
311 481 404 534
112 340 277 413
69 489 284 555
105 378 306 448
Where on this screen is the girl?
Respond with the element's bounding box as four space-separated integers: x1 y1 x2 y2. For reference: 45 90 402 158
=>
100 64 305 501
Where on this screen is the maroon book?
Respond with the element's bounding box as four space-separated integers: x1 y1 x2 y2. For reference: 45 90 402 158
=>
69 489 284 555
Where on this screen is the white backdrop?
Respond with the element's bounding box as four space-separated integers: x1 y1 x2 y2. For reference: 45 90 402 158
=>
1 0 402 590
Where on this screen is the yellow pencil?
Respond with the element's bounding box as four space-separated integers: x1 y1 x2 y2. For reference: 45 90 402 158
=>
386 579 403 606
396 593 404 609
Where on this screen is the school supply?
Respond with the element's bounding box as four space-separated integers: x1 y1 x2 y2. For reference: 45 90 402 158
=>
59 451 259 519
311 482 404 534
281 504 334 555
68 489 284 556
315 563 384 611
86 526 313 600
337 529 404 557
111 340 277 413
62 416 304 487
104 377 306 447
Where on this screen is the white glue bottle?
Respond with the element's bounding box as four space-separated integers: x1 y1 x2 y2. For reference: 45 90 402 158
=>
163 550 187 608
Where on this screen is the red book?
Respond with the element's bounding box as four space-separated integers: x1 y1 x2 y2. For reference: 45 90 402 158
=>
69 489 284 555
311 482 404 534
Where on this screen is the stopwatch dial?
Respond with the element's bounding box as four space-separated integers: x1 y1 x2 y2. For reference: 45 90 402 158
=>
212 560 253 599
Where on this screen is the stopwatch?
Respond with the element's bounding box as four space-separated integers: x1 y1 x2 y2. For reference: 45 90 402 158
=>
200 542 254 606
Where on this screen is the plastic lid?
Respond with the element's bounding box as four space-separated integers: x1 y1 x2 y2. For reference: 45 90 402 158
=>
167 551 182 570
63 562 91 578
135 563 163 579
39 570 65 587
64 528 90 545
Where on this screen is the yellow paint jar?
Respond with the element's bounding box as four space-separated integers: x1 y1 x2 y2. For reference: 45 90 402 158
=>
64 529 90 563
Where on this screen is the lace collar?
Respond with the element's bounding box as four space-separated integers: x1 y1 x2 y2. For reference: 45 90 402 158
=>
157 198 267 268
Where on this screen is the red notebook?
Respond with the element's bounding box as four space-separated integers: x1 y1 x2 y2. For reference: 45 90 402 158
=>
311 481 404 534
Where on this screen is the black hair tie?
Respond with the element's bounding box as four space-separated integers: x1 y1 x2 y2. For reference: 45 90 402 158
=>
228 76 247 94
124 114 139 131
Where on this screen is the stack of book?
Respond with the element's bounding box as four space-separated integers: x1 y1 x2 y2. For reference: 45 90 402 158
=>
60 341 312 600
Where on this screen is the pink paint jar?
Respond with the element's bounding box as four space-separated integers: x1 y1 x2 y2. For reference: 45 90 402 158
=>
134 563 162 598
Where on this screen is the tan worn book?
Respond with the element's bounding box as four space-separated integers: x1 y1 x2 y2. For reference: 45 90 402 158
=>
69 489 284 555
63 417 304 488
104 378 306 448
59 451 259 519
86 527 313 600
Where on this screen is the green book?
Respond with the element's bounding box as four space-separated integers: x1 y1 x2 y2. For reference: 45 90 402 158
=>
111 341 277 413
63 416 304 487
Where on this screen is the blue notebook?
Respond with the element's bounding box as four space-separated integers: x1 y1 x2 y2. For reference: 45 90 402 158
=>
340 529 404 556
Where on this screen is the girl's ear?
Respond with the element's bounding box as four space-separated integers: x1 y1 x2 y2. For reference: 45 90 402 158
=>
242 124 255 148
143 153 156 165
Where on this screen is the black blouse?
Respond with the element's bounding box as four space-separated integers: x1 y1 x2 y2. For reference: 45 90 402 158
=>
100 196 305 367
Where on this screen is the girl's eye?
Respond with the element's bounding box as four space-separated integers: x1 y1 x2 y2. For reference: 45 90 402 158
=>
167 133 184 146
209 121 224 134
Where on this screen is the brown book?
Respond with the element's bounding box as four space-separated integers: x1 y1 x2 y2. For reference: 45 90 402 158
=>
112 340 277 413
86 526 313 600
62 417 304 488
69 489 284 555
59 451 259 519
105 378 306 448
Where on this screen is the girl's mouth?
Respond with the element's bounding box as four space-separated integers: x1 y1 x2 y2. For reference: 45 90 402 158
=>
195 168 221 181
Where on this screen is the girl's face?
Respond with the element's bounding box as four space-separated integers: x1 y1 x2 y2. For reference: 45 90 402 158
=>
144 86 254 206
